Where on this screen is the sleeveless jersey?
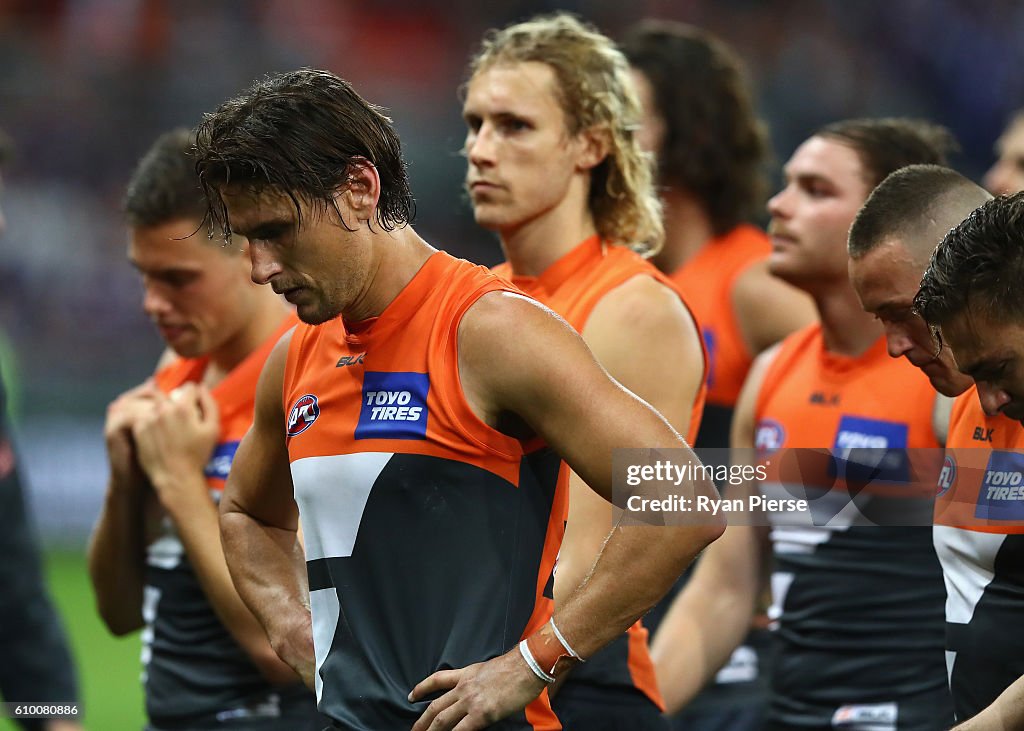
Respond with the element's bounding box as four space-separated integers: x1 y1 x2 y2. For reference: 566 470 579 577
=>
935 386 1024 721
671 224 770 448
495 235 707 713
754 324 952 730
283 252 566 731
145 315 320 728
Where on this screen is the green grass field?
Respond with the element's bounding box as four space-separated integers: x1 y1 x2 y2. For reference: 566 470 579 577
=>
0 551 146 731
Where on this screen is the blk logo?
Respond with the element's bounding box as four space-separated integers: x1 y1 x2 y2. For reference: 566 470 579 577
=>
973 427 994 442
809 391 840 406
337 353 365 368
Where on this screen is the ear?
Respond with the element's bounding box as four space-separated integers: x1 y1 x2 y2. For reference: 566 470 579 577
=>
575 125 611 172
334 160 382 228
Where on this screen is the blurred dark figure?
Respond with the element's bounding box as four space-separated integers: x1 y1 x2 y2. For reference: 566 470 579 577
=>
0 129 83 731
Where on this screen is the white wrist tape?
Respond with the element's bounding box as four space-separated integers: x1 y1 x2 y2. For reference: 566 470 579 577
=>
549 617 583 662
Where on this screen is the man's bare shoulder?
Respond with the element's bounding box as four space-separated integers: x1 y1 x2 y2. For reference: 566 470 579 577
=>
461 289 571 339
591 272 692 331
254 327 297 416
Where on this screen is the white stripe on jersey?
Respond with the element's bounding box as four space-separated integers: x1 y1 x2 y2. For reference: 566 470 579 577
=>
933 525 1005 624
291 452 393 560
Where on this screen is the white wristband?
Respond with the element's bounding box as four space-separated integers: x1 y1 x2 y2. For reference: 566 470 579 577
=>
549 618 583 662
518 639 556 683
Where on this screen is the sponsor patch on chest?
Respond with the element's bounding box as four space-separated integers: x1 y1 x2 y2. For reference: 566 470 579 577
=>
833 415 909 450
975 450 1024 520
203 440 240 480
832 415 911 484
356 371 430 440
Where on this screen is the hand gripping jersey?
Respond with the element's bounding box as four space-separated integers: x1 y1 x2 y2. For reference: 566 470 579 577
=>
754 325 952 730
495 235 707 715
283 252 566 731
147 315 321 728
671 224 770 448
936 386 1024 721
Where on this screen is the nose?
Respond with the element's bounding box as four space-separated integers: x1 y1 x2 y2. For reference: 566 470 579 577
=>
142 282 171 318
983 161 1008 195
466 123 496 168
767 186 791 219
884 323 915 359
248 241 283 286
977 381 1012 416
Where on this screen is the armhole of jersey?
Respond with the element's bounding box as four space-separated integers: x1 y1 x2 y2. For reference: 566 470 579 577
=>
947 389 975 442
280 323 307 416
435 283 528 461
725 253 769 365
753 336 795 423
669 269 710 391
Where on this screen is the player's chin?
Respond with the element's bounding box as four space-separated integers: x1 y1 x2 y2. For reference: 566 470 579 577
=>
295 302 335 326
765 257 803 286
471 207 504 231
168 339 203 360
928 374 965 398
1004 405 1024 425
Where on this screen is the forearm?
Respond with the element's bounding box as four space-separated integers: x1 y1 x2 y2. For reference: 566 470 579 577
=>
953 675 1024 730
219 505 312 685
650 565 757 713
161 477 299 685
87 481 145 635
651 520 763 713
553 521 720 661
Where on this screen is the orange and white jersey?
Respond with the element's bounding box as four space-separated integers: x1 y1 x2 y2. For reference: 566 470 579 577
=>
935 386 1024 721
283 251 565 731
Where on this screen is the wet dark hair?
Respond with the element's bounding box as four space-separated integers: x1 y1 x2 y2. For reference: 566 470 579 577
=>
194 68 415 239
915 192 1024 341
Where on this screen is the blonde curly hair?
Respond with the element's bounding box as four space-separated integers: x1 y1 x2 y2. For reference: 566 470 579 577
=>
466 13 663 255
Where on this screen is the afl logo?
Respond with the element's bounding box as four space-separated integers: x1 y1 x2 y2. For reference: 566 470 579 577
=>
937 454 956 496
287 394 320 437
754 419 785 454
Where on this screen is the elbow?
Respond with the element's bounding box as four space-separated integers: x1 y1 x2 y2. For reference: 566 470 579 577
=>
90 576 143 636
665 516 726 579
96 602 143 637
701 513 728 547
250 646 302 686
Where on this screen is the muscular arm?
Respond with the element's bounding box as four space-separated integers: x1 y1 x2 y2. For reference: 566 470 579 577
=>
467 293 724 654
410 292 725 730
218 333 314 688
554 275 705 609
732 260 816 355
650 345 779 714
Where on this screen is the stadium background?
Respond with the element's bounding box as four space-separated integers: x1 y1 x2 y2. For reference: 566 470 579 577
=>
0 0 1019 727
